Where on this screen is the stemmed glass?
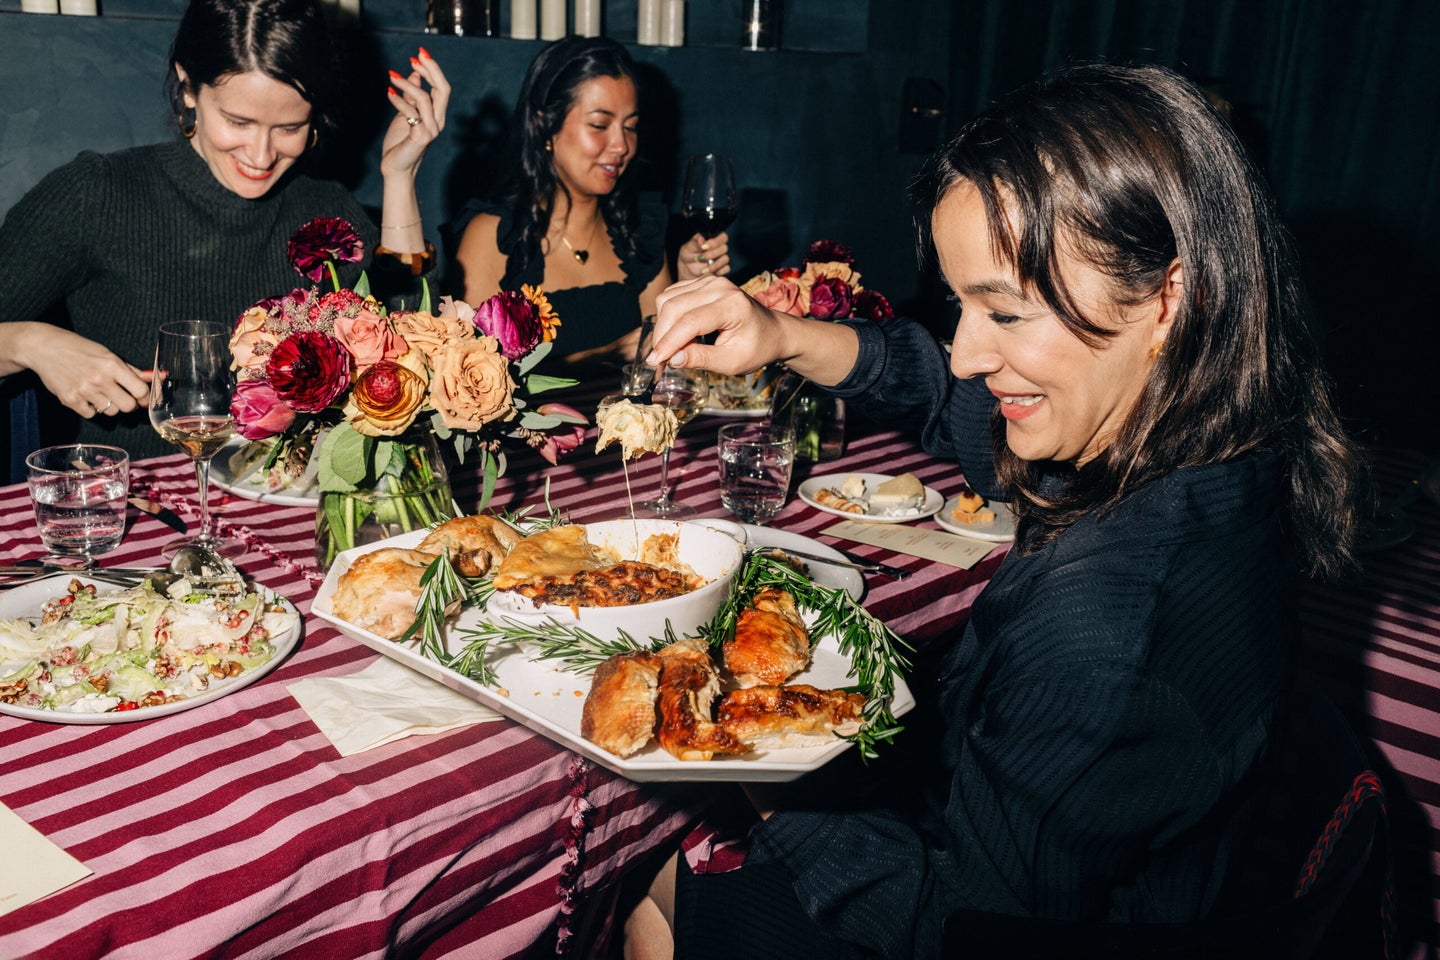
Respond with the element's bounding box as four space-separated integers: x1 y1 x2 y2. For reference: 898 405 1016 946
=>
150 321 238 556
680 153 737 242
633 365 709 519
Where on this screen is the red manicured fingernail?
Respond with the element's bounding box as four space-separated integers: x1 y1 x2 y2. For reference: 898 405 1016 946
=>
388 85 399 98
388 69 403 81
419 46 432 59
409 57 421 70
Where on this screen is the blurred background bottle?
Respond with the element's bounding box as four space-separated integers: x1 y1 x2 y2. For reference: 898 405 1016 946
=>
742 0 778 50
428 0 497 35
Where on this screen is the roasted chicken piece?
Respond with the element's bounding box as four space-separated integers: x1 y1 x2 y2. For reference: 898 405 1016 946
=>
330 547 437 640
418 515 524 578
717 684 867 751
722 588 811 686
655 637 748 761
581 650 664 757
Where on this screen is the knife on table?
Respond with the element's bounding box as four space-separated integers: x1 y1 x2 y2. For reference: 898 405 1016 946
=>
129 497 188 534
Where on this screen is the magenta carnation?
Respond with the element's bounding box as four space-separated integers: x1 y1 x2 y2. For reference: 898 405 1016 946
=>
807 276 854 319
472 290 543 359
231 380 296 440
288 217 364 282
266 331 352 412
804 240 855 265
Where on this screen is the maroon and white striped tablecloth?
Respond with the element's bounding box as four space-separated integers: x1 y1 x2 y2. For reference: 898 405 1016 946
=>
0 409 1005 960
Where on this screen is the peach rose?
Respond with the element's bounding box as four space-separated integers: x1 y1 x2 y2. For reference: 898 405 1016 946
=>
429 336 516 430
801 260 861 289
334 306 407 371
343 350 430 436
230 306 280 378
390 309 474 364
751 276 805 316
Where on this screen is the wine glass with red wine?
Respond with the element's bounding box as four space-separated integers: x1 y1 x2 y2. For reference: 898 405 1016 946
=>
680 153 737 241
150 320 239 556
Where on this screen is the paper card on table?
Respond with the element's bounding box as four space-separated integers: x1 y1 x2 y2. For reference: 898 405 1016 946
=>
823 520 998 570
0 801 91 918
289 656 503 757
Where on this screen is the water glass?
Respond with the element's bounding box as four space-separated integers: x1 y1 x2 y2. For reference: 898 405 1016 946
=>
26 444 130 560
717 423 795 524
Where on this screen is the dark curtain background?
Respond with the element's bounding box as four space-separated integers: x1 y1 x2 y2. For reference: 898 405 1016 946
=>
945 0 1440 451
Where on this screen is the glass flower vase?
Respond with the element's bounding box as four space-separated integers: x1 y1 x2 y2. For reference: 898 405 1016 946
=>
315 434 454 568
769 368 846 462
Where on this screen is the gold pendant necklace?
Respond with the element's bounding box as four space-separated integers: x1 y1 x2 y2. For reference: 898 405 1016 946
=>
560 235 589 264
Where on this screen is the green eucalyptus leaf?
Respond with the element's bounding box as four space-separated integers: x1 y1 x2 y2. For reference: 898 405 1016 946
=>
478 448 498 511
515 339 553 376
420 277 432 314
525 373 580 394
353 271 372 300
316 422 368 491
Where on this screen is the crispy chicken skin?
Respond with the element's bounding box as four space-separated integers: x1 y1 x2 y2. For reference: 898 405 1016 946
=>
330 548 436 640
722 588 812 686
418 515 524 578
581 650 664 757
655 637 749 761
717 684 867 751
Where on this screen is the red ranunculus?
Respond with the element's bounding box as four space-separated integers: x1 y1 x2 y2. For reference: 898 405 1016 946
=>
472 290 542 359
854 288 894 321
231 379 296 439
807 276 854 319
533 402 588 465
288 217 364 282
805 240 854 265
266 331 352 412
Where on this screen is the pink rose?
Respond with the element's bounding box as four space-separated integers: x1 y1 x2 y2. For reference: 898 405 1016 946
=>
267 331 352 413
750 276 805 316
231 379 296 440
533 402 588 465
334 306 407 371
472 290 542 360
230 305 280 378
807 276 854 319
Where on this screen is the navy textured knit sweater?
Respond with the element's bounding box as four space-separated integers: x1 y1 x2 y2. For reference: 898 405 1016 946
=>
1 141 415 458
746 318 1292 959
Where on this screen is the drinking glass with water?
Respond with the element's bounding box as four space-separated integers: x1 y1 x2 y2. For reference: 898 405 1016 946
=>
26 444 130 562
718 423 795 524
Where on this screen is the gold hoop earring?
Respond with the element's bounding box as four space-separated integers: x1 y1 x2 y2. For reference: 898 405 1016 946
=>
178 106 197 139
310 127 319 148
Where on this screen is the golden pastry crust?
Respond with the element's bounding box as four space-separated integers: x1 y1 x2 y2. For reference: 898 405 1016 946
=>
418 515 524 578
814 487 866 513
722 588 811 687
330 547 437 640
581 650 664 757
491 525 610 591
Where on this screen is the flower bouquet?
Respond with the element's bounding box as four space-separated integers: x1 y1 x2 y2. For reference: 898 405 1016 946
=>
228 218 588 566
740 241 893 460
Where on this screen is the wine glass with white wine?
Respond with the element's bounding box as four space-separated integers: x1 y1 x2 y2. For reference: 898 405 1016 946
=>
635 365 709 519
150 320 238 556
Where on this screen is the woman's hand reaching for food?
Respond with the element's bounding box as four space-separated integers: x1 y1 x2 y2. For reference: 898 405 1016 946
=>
676 230 731 281
650 275 859 386
0 323 150 418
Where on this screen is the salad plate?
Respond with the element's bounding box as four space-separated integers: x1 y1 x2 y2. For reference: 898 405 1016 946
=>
211 438 320 507
0 574 301 724
798 473 944 524
312 527 905 782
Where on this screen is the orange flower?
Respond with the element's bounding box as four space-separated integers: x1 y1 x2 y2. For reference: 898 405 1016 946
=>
523 284 562 343
429 337 516 430
343 350 429 436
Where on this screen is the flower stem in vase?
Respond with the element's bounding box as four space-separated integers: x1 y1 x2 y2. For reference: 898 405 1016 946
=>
314 435 454 569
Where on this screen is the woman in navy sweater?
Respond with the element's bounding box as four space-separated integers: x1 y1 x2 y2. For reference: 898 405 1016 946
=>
632 64 1361 959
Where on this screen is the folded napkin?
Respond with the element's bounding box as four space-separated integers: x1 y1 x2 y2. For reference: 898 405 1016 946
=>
289 657 502 756
0 801 91 917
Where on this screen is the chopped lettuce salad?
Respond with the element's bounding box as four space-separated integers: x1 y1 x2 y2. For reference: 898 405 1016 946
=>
0 578 297 715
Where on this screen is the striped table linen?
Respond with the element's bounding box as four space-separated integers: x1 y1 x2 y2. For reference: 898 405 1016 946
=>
0 407 1005 960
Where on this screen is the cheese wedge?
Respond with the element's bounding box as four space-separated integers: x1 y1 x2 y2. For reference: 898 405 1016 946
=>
870 472 925 512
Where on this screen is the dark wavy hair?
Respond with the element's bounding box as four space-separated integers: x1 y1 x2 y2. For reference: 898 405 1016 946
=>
913 63 1360 579
167 0 340 142
500 36 642 275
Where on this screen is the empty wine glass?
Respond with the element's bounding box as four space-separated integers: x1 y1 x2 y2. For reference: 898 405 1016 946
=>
150 320 238 556
635 366 709 519
680 153 737 241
